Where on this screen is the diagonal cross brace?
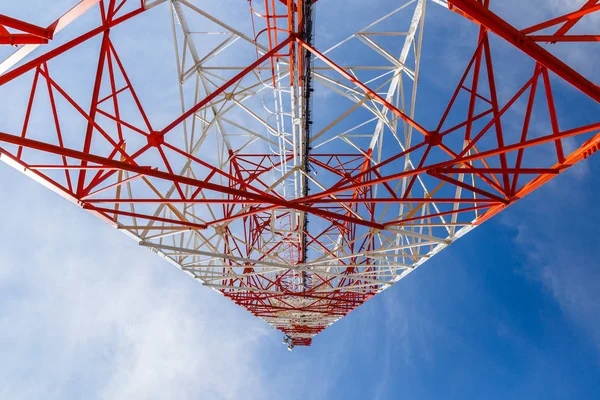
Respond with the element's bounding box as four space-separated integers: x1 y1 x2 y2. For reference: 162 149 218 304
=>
448 0 600 104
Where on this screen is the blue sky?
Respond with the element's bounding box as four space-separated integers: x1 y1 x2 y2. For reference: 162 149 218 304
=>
2 131 600 399
1 1 600 399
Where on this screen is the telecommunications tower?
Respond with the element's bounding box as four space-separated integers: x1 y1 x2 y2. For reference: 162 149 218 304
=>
1 0 599 347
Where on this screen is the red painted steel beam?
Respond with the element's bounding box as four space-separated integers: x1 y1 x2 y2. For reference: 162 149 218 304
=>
550 0 599 38
0 35 49 45
82 197 501 204
521 3 600 35
0 6 143 85
528 35 600 43
448 0 600 104
0 0 101 76
0 14 52 39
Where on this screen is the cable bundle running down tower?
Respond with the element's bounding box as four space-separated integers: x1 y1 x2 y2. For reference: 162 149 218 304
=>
0 0 599 347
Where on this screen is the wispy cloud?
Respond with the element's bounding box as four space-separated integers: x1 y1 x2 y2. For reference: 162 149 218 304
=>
501 164 600 359
0 167 278 400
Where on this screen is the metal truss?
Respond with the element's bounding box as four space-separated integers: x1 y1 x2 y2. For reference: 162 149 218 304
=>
1 0 599 347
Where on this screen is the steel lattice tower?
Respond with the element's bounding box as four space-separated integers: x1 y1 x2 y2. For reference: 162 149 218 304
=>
1 0 599 348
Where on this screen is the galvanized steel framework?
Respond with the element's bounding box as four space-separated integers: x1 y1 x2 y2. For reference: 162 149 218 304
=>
0 0 599 347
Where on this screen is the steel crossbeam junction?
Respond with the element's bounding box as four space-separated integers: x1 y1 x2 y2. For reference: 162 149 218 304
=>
0 0 599 348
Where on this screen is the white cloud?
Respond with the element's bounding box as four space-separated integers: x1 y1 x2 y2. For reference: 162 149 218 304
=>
0 166 279 400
